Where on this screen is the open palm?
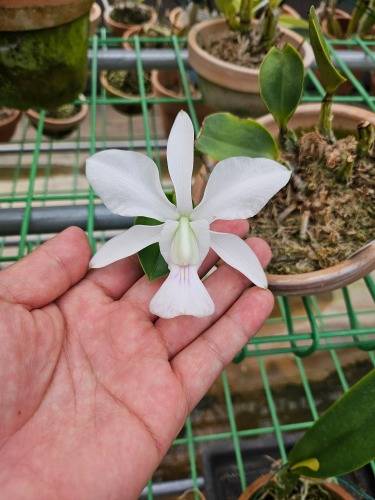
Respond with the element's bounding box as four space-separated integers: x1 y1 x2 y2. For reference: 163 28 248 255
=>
0 222 273 499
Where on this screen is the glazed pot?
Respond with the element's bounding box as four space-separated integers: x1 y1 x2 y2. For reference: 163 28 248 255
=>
239 472 353 500
257 103 375 296
188 18 314 118
0 0 91 109
103 4 157 37
151 69 212 136
100 71 154 116
0 108 21 142
26 96 88 140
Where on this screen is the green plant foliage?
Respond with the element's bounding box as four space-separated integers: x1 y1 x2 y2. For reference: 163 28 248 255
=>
135 216 169 281
259 44 304 132
288 368 375 478
308 6 346 94
195 113 278 161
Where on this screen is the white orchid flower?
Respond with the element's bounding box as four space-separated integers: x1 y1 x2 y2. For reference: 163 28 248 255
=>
86 111 291 319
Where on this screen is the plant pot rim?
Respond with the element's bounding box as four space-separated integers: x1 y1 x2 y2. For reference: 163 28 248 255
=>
89 2 102 36
0 109 22 127
188 18 314 93
151 70 185 99
239 472 354 499
103 4 157 35
25 95 89 131
257 102 375 296
100 71 155 100
0 0 93 31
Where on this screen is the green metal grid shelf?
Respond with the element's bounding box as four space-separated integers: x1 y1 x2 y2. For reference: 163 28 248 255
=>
0 30 374 498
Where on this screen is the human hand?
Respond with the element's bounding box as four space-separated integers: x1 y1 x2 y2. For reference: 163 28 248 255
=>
0 221 273 499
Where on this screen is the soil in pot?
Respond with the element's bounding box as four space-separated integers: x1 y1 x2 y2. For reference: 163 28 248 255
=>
104 1 157 36
250 120 375 276
27 99 88 139
202 26 284 69
110 3 152 25
102 70 153 115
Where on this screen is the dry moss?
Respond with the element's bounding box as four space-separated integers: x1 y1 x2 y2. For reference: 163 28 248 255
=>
250 130 375 274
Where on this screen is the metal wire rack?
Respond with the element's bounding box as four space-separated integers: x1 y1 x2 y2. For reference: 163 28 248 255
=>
0 27 374 498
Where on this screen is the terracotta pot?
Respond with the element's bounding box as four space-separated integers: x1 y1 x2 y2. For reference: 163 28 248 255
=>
103 4 157 37
281 5 301 19
89 2 102 36
239 472 353 499
26 96 88 139
100 71 154 115
0 2 90 109
0 0 93 31
256 103 375 296
0 109 21 142
188 18 314 118
151 69 212 136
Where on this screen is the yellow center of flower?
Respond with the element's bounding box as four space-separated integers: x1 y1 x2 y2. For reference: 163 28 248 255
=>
170 216 199 266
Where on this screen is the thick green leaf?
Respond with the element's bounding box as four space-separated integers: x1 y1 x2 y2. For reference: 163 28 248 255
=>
135 216 169 281
259 44 304 131
288 368 375 478
195 113 278 161
308 6 346 94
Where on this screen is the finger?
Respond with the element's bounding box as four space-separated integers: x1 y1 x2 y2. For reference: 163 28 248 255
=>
121 219 250 318
171 286 274 412
157 237 272 358
0 227 91 310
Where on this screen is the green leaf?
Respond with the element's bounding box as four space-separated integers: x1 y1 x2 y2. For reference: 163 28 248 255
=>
195 113 278 161
288 368 375 478
308 6 346 94
259 44 304 131
135 216 169 281
279 14 309 30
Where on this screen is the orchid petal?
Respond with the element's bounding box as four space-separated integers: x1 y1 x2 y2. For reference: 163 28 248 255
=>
159 219 210 268
150 264 214 318
90 224 162 268
209 231 267 289
167 111 194 215
86 150 178 221
191 157 291 223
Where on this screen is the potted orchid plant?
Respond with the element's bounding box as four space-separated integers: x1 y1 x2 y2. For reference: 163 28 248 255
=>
238 367 375 499
193 5 375 296
187 0 313 117
317 0 375 39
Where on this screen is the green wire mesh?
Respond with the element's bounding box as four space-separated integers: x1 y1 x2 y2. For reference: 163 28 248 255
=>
0 29 374 498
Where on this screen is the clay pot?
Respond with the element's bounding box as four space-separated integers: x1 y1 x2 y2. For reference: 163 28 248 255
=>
103 4 157 37
188 18 314 118
26 96 88 140
239 472 353 499
100 71 154 115
89 2 102 36
0 108 21 142
256 103 375 296
151 69 212 136
0 0 93 31
0 1 91 109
